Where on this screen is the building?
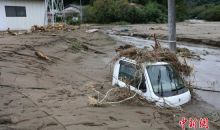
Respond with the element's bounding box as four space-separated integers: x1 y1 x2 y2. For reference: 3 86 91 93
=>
62 4 80 18
0 0 46 30
62 4 81 22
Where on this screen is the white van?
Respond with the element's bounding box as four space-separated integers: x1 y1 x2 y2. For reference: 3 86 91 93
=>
112 57 191 107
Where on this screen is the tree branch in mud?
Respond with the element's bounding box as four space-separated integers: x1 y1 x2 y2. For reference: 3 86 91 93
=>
87 69 146 107
35 51 50 61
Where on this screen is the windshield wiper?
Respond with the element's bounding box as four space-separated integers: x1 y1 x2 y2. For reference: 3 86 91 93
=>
168 67 184 93
160 82 163 97
172 85 184 91
157 69 163 97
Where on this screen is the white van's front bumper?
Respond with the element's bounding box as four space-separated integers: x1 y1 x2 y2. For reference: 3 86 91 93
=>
155 90 191 107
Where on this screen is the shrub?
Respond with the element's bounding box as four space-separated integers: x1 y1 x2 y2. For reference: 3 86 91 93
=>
84 5 96 22
122 5 146 23
66 16 80 25
189 4 220 21
84 0 129 23
197 5 220 21
56 16 63 22
176 0 188 21
189 5 207 19
128 0 149 5
84 0 220 23
144 2 167 23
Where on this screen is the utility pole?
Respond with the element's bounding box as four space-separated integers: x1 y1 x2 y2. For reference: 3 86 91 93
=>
52 0 54 25
168 0 176 52
80 0 83 24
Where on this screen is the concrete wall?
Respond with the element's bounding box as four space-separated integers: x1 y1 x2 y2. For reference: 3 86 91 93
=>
0 0 46 30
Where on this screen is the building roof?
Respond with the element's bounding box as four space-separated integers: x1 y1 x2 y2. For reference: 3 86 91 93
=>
62 4 81 14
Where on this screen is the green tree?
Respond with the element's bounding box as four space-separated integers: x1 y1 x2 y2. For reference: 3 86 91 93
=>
176 0 188 21
144 2 167 23
123 5 146 23
198 5 220 21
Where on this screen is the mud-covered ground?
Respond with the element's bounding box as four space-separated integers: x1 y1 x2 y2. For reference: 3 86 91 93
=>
0 25 219 130
95 21 220 47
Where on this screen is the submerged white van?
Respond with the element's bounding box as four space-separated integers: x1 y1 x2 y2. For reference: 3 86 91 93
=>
112 57 191 107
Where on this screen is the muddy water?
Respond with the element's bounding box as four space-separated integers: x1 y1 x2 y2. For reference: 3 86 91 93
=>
109 34 220 110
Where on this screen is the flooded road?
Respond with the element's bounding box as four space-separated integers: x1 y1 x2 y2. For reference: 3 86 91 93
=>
109 34 220 110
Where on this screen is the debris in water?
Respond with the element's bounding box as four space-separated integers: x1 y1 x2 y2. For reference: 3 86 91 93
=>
35 51 50 61
177 47 201 60
114 44 193 76
115 44 134 52
31 23 77 32
7 28 18 36
86 29 99 33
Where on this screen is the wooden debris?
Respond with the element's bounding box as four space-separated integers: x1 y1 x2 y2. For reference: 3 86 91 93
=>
119 47 137 58
86 29 99 33
88 96 105 107
35 51 50 61
31 23 74 32
7 28 18 36
31 25 46 32
152 33 161 50
115 44 134 52
177 47 202 60
114 42 193 76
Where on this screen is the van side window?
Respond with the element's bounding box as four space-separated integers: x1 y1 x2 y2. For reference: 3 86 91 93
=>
119 61 146 92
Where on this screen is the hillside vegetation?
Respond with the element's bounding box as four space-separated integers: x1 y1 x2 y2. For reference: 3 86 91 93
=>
65 0 220 23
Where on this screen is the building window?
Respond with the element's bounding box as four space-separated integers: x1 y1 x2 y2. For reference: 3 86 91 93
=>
5 6 26 17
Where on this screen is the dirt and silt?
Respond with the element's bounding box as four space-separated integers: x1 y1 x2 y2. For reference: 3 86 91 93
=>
0 22 220 130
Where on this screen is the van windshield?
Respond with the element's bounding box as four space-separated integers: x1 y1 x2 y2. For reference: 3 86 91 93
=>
147 65 188 97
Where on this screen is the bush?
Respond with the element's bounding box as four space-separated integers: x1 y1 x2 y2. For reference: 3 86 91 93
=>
122 5 146 23
189 4 220 21
56 16 63 22
93 0 129 23
84 0 220 23
84 0 167 24
144 2 167 23
189 5 207 19
66 16 80 25
197 5 220 21
128 0 149 5
84 6 96 22
176 0 188 21
84 0 129 23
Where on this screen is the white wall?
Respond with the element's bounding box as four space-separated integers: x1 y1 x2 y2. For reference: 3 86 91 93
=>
0 0 46 30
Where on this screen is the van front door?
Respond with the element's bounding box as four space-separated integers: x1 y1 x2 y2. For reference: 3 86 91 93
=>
116 60 146 94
